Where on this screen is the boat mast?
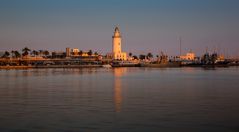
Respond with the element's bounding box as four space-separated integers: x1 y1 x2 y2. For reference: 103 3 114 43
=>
179 37 182 57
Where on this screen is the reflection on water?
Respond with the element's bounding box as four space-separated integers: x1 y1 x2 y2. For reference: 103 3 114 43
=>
0 67 239 131
113 68 127 112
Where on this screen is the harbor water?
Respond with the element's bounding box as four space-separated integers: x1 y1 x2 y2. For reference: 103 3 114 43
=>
0 67 239 132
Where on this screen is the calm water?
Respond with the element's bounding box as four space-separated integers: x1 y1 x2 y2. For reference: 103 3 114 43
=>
0 67 239 132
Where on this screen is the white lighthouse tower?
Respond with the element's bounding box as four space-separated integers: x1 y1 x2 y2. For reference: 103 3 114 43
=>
112 26 127 60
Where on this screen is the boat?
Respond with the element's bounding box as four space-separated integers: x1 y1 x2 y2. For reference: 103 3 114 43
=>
102 64 112 68
140 61 181 68
111 60 140 67
139 51 181 68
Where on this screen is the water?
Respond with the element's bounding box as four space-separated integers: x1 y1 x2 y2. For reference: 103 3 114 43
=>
0 67 239 132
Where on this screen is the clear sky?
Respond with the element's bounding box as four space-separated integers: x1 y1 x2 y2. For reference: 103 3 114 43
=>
0 0 239 57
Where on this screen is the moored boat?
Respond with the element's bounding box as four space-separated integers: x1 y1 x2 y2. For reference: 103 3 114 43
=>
111 60 140 67
102 64 112 68
140 61 181 68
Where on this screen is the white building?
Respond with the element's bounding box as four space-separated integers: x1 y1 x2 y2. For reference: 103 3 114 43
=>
72 48 79 56
112 27 127 60
180 51 196 60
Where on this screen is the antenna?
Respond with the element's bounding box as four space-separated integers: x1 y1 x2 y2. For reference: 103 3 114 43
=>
213 45 216 53
179 37 182 56
218 44 221 55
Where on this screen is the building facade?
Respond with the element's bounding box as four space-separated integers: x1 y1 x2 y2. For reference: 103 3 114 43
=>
112 27 127 60
66 48 71 57
72 48 79 56
180 51 196 60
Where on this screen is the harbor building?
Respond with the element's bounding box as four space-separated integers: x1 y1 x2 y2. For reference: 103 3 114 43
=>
112 27 127 60
180 51 196 60
66 48 71 57
72 48 79 56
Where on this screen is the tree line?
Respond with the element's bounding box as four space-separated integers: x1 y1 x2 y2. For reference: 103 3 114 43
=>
2 47 161 60
128 52 154 60
1 47 50 58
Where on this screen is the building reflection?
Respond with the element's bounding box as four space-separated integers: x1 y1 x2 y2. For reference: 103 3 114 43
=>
113 68 127 112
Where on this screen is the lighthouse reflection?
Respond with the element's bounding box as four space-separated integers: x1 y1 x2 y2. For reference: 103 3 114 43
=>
113 68 127 112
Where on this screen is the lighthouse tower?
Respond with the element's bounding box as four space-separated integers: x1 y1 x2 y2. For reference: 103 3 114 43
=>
112 27 122 53
112 27 127 60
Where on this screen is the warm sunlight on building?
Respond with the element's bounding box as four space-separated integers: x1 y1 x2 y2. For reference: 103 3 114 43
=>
180 51 196 60
112 27 127 60
72 48 79 56
66 47 71 57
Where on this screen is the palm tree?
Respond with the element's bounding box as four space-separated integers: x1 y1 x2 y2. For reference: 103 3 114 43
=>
156 55 159 62
39 50 43 56
147 52 153 59
94 52 98 56
14 51 21 58
35 51 39 56
79 50 83 56
87 50 93 56
3 51 10 58
139 54 146 60
43 50 50 57
22 47 31 56
129 52 132 57
11 50 15 58
133 55 138 60
32 50 38 57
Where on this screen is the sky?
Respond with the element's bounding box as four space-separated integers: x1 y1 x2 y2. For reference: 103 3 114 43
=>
0 0 239 57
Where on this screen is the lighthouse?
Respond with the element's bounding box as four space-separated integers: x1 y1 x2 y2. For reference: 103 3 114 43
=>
112 26 127 60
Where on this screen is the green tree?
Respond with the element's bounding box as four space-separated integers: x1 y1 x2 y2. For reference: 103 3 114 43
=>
43 50 49 56
133 55 138 60
3 51 10 58
129 52 132 57
39 50 43 56
11 50 15 58
94 52 98 56
22 47 31 56
32 50 38 56
14 51 21 58
139 54 146 60
79 50 83 56
87 50 93 56
147 52 153 59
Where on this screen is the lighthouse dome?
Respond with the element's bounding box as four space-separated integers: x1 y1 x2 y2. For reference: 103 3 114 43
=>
114 26 121 37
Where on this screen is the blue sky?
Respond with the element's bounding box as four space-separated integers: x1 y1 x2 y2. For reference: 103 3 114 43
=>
0 0 239 56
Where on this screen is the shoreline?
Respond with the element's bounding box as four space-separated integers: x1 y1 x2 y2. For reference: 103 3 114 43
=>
1 64 238 70
0 65 102 69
